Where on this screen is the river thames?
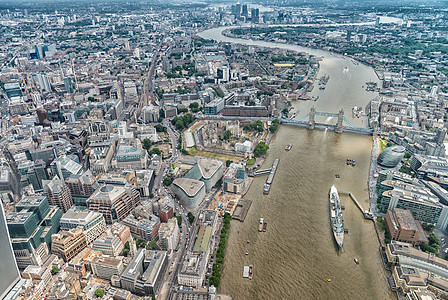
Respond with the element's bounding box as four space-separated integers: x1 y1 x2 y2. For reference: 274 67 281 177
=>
199 27 395 300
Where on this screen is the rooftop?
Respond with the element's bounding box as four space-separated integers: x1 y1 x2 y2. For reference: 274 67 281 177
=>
6 212 33 224
179 251 207 277
89 184 126 202
16 196 47 207
141 250 167 285
115 145 143 159
53 156 83 175
193 226 212 253
60 208 100 224
389 241 448 276
173 178 204 197
393 208 419 231
43 176 66 194
382 180 440 206
197 159 222 180
92 255 123 268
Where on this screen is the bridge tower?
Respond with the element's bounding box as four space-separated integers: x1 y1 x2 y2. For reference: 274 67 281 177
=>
308 106 315 129
335 108 344 133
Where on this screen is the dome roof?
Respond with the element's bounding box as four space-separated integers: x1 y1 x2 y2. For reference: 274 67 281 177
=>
377 145 406 168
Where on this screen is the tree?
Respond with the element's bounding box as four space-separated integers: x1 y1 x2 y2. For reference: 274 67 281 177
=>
226 160 233 167
254 141 269 157
181 149 189 155
421 242 437 254
224 130 232 140
243 120 264 132
136 239 147 249
189 102 200 112
399 165 412 175
155 124 167 132
123 248 129 257
175 118 185 130
94 289 104 298
188 212 195 224
429 233 441 247
176 215 182 227
282 108 289 115
159 109 165 118
163 177 172 186
376 216 387 231
269 119 280 133
51 266 59 275
404 153 412 159
142 138 152 150
149 147 162 156
149 193 154 198
148 240 159 250
422 222 434 232
386 141 394 147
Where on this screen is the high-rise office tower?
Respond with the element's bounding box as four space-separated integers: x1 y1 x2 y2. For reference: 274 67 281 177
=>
436 127 447 145
231 5 236 15
33 73 52 93
346 30 352 42
43 176 74 213
251 8 259 23
242 4 248 18
0 202 21 299
7 196 62 269
235 2 241 19
63 77 74 93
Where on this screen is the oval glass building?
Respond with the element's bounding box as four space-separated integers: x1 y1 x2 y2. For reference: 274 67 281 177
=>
377 145 406 168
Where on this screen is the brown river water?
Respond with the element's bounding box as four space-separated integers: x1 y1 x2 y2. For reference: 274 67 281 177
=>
199 27 395 300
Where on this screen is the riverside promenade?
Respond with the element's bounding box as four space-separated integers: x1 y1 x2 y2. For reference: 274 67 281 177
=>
368 135 380 216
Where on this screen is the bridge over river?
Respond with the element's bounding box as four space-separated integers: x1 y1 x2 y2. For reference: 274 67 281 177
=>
281 106 376 135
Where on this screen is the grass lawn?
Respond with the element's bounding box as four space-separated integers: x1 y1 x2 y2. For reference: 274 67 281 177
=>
188 148 242 162
246 158 256 166
379 139 387 151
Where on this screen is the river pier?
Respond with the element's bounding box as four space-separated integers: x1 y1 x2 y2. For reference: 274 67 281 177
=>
263 158 279 195
340 191 374 220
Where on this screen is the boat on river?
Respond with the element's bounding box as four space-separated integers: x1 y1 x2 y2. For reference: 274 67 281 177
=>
249 265 253 280
285 144 292 151
243 266 249 278
329 185 344 249
258 218 264 232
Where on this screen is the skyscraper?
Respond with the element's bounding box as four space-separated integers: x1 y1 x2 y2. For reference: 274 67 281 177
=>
235 2 241 20
436 127 447 145
63 76 74 93
0 202 21 299
251 8 259 23
346 30 352 42
242 4 248 18
43 176 74 213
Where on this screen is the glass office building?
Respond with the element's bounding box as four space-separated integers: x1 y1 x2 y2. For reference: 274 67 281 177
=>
0 203 21 299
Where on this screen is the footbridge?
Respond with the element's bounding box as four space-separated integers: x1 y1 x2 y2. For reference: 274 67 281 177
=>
281 107 375 135
249 168 272 177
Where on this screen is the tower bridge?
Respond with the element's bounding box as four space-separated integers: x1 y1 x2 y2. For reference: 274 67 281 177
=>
281 107 375 135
